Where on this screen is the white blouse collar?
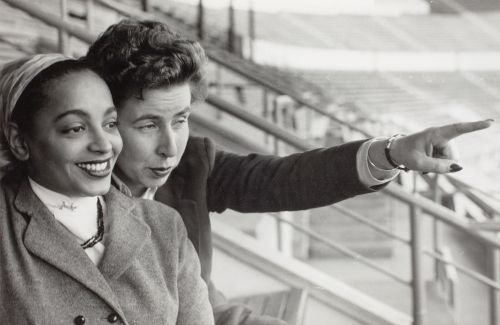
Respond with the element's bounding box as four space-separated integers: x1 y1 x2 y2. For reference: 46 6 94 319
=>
28 177 100 242
28 177 98 211
27 177 105 265
141 187 158 200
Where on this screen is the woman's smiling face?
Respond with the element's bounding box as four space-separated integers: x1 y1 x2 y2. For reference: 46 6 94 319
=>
24 70 122 197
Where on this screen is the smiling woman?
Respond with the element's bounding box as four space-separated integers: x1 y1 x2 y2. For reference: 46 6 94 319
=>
0 54 214 325
8 59 122 196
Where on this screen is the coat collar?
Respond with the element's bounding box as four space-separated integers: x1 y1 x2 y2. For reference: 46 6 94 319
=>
15 179 149 315
97 187 150 281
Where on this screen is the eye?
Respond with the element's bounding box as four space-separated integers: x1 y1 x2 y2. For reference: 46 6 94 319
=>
104 120 119 130
62 125 86 134
173 115 189 127
138 123 158 131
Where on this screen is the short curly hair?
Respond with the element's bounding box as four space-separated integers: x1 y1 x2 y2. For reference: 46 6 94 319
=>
83 19 207 106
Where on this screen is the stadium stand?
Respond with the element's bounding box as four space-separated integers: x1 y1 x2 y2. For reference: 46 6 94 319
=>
1 1 500 324
155 1 500 51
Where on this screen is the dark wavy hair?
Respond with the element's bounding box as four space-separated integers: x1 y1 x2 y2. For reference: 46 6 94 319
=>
83 19 208 106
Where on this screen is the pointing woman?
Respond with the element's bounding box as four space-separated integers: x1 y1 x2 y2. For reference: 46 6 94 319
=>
84 19 493 325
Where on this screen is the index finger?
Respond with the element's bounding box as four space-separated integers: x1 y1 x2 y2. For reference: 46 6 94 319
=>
435 119 493 142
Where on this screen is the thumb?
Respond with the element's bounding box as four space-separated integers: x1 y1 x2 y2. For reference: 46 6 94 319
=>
417 156 462 174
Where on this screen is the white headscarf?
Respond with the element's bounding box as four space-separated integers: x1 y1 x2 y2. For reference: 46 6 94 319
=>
0 53 71 172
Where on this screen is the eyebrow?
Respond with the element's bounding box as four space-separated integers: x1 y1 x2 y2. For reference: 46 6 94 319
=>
132 106 191 123
54 107 117 122
175 107 191 116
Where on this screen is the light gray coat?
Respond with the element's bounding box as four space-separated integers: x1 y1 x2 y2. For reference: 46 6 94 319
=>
0 177 214 325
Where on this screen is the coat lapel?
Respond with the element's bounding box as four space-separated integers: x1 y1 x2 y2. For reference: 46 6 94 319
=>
155 178 201 250
97 187 150 281
16 180 122 312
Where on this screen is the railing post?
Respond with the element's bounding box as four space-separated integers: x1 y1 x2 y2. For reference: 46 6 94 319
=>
197 0 204 39
58 0 69 55
410 202 427 325
431 174 442 280
248 0 255 62
488 247 500 325
276 217 282 252
272 95 280 155
228 0 235 53
141 0 151 12
262 89 269 145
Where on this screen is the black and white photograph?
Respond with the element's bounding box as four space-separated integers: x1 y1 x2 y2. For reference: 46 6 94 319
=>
0 0 499 324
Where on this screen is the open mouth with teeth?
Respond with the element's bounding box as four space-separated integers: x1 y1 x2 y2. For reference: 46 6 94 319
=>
76 159 112 177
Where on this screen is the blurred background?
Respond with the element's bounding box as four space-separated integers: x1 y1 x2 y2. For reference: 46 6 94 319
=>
2 0 500 324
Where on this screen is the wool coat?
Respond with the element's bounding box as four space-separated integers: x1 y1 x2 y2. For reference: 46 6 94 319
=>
0 176 214 325
148 136 377 325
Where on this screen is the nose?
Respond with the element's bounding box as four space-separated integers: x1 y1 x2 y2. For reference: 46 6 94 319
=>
88 128 113 153
156 127 177 158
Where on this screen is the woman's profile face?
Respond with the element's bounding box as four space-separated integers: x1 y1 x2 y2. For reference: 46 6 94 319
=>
114 84 191 196
24 70 122 197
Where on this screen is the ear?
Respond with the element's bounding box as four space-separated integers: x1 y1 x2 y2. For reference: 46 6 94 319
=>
6 123 30 161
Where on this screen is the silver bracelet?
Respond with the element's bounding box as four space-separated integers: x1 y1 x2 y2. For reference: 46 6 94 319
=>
367 145 396 172
385 134 410 172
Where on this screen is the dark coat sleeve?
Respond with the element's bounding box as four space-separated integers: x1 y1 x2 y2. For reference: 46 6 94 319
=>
206 138 375 213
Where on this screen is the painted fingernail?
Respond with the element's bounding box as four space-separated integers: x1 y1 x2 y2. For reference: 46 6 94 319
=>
449 164 463 173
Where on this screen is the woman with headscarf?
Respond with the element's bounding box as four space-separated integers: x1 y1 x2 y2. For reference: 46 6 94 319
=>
0 54 214 325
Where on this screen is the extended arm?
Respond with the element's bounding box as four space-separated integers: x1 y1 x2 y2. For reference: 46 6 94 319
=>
206 119 492 213
207 140 372 213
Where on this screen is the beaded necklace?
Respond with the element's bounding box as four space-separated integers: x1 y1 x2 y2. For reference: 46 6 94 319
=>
80 199 104 249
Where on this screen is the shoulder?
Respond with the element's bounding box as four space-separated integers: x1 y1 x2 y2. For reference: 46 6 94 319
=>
186 136 216 156
130 195 186 238
108 187 185 236
183 136 217 171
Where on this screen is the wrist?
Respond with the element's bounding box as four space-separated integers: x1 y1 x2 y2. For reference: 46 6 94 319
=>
368 138 396 170
384 134 409 172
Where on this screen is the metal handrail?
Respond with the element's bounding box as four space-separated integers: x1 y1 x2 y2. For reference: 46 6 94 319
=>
330 204 410 244
269 211 500 291
3 0 94 44
206 95 313 150
386 182 500 250
270 213 411 286
423 249 500 291
190 111 271 154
